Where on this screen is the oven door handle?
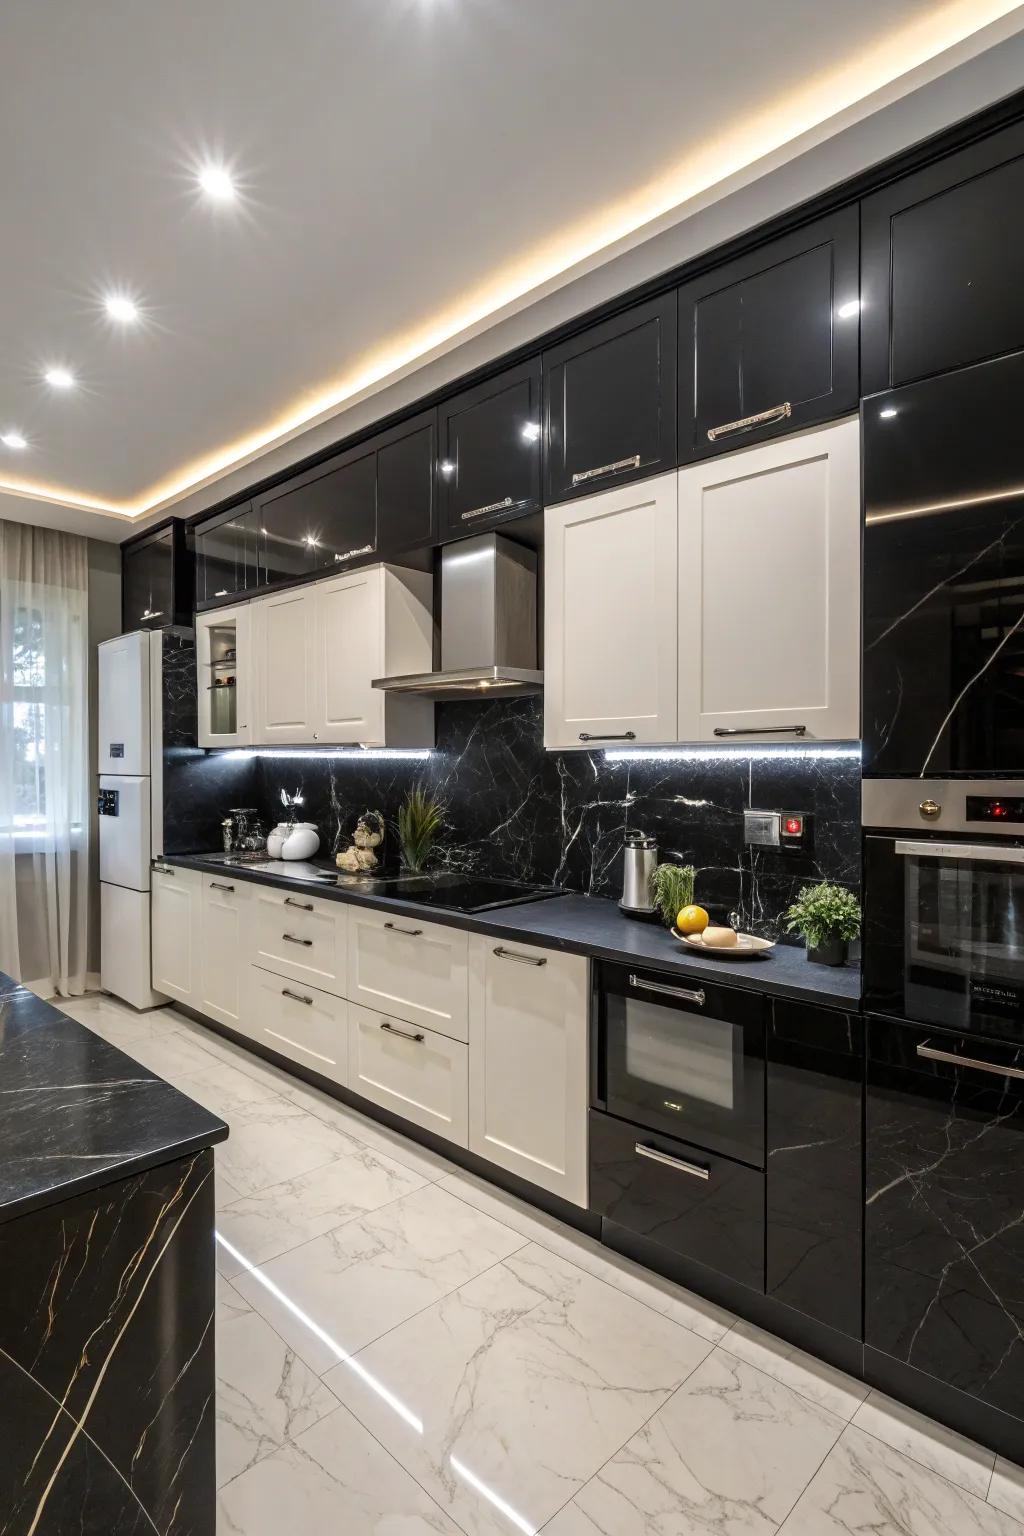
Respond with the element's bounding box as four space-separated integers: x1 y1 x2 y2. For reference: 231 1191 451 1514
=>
628 973 705 1007
895 839 1024 864
635 1143 710 1180
916 1040 1024 1081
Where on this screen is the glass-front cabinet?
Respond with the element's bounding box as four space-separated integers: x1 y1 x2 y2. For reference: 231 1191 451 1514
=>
121 520 193 630
196 604 251 748
194 503 259 608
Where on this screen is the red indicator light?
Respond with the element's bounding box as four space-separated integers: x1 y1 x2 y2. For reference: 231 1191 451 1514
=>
783 816 803 837
993 803 1008 818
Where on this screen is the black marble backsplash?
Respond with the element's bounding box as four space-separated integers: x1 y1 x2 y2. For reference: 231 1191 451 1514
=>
158 641 860 940
250 699 861 941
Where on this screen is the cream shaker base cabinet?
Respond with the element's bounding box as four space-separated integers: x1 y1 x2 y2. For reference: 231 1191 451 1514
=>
677 417 861 743
198 874 252 1029
246 965 348 1086
348 1001 468 1147
468 936 589 1208
347 906 469 1041
544 472 679 749
151 864 201 1005
249 887 347 998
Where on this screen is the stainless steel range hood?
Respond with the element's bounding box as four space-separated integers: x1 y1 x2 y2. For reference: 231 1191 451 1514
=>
373 533 542 700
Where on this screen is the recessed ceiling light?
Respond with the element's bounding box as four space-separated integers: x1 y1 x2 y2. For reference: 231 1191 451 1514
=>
105 293 139 324
44 366 75 389
1 431 27 450
197 163 237 202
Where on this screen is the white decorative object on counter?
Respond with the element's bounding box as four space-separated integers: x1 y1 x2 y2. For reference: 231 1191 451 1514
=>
280 822 320 860
266 822 290 859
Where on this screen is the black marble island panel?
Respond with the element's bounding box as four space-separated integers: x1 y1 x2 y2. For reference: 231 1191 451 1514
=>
0 977 227 1535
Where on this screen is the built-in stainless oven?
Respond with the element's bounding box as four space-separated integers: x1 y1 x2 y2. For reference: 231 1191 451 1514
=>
864 779 1024 1044
595 962 766 1167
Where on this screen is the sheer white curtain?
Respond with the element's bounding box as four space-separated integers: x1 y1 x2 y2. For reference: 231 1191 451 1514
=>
0 520 90 995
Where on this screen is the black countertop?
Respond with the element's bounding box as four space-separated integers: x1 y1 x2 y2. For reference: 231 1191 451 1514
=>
163 853 861 1008
0 973 228 1225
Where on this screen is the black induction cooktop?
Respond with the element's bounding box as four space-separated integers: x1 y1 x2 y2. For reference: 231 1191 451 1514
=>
346 873 563 913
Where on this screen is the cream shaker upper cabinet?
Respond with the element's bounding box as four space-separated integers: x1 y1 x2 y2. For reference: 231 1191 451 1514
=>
311 564 434 747
544 472 678 749
251 585 317 744
197 604 251 749
677 417 861 744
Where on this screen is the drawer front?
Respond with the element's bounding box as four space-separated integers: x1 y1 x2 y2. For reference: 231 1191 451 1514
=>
250 888 346 996
247 965 347 1085
199 874 252 1028
348 1001 468 1147
347 908 469 1041
589 1111 765 1291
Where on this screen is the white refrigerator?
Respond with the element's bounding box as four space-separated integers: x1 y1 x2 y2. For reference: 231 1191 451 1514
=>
97 631 169 1009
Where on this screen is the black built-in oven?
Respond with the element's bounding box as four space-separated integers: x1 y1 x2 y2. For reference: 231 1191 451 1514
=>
864 779 1024 1045
595 963 766 1166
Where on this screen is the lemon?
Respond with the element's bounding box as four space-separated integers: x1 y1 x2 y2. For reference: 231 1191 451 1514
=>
676 904 709 935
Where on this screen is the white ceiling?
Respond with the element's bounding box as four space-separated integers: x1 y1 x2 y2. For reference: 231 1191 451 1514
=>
2 0 1024 537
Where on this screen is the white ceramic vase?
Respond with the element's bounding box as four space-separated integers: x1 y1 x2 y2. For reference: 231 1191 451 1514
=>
281 822 320 861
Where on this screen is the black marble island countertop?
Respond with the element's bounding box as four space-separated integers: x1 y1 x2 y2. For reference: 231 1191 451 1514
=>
163 853 861 1008
0 972 228 1224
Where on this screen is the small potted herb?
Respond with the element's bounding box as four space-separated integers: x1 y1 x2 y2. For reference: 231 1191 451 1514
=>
784 882 861 966
650 863 696 930
397 784 444 872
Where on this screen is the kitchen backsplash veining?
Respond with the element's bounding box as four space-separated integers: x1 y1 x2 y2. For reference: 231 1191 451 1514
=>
160 645 859 939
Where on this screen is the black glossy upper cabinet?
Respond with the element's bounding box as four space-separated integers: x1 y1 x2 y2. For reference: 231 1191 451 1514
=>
544 294 677 502
121 520 193 631
862 120 1024 395
438 359 542 537
254 440 377 585
194 502 259 609
679 207 859 462
376 409 437 555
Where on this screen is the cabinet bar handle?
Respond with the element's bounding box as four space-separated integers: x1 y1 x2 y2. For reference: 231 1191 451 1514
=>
380 1020 425 1043
282 932 313 947
384 921 423 936
493 946 546 966
284 897 314 911
572 454 640 486
629 973 705 1006
713 724 807 737
635 1143 710 1180
153 864 175 875
916 1040 1024 1081
461 496 513 522
334 543 375 562
210 881 235 893
579 731 636 742
282 987 313 1006
707 402 792 441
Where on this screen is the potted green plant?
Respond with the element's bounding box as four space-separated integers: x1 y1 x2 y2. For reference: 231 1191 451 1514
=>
784 882 861 966
397 784 444 872
650 863 696 930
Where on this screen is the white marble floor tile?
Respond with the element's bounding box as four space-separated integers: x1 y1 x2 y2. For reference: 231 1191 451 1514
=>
232 1182 528 1373
324 1242 711 1536
217 1404 462 1535
175 1058 304 1121
440 1168 735 1344
546 1349 844 1536
852 1389 995 1499
55 994 183 1044
216 1144 431 1275
722 1317 870 1422
99 1024 228 1083
213 1100 365 1200
780 1424 1023 1536
990 1458 1024 1524
216 1292 339 1487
